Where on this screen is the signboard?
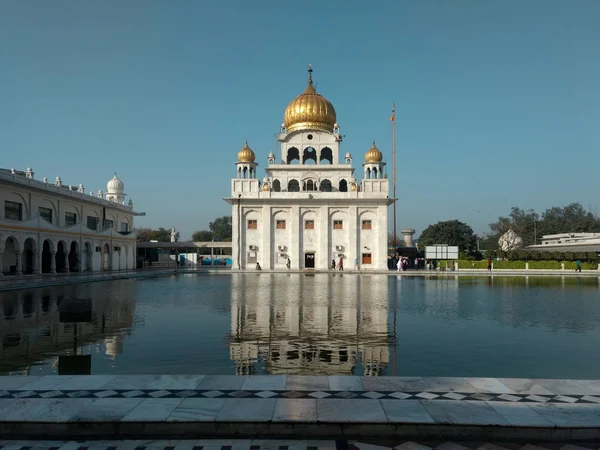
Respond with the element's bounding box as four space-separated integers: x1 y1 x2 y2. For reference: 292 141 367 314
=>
425 245 459 260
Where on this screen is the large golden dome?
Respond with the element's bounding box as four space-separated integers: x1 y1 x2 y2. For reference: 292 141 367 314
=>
237 140 255 163
365 141 383 163
283 66 337 133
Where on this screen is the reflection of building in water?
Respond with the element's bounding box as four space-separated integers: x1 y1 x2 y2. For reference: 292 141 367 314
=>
0 282 135 373
229 274 393 376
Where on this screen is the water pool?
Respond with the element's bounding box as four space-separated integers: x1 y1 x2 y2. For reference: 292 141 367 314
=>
1 273 599 378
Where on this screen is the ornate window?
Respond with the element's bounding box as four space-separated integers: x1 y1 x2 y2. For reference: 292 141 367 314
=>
288 180 300 192
39 207 53 224
362 253 372 264
248 220 258 229
362 220 372 230
333 220 343 230
4 201 22 221
65 212 77 226
305 220 314 230
276 220 286 230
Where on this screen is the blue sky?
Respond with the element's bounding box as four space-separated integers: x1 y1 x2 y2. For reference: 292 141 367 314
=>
1 0 599 239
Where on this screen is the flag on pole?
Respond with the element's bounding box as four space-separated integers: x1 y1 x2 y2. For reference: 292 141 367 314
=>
390 104 395 122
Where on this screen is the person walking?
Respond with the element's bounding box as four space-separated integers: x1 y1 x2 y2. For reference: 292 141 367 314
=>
487 258 492 271
331 259 336 270
576 260 582 273
286 258 291 270
414 257 419 270
338 257 344 271
396 258 402 272
354 257 359 271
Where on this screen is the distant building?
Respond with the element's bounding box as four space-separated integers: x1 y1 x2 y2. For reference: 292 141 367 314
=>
498 229 523 251
0 168 143 275
528 233 600 252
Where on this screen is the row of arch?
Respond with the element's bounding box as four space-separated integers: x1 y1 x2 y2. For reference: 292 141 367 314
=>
286 147 333 165
272 179 348 192
1 235 134 275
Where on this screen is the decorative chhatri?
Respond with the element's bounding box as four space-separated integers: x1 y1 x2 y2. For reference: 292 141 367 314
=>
237 140 256 163
283 65 337 133
365 140 383 163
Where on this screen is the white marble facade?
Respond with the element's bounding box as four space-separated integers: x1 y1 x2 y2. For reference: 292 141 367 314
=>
225 67 394 270
0 168 143 275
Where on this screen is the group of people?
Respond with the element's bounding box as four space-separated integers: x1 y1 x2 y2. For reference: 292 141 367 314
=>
331 257 344 270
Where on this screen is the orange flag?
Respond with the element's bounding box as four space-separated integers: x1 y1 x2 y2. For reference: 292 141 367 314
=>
390 106 395 122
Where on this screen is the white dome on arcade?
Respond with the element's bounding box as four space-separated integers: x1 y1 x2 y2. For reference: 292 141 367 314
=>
107 173 124 193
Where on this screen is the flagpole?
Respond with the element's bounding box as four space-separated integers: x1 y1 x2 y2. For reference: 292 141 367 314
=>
392 102 397 249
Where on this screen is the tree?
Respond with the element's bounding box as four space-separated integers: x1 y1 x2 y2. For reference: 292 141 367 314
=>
489 203 600 246
192 230 214 242
136 227 177 242
418 220 477 253
209 216 232 241
489 207 538 247
387 234 405 247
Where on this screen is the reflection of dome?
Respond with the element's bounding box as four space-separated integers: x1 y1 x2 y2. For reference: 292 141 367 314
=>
237 140 255 163
283 66 337 134
106 173 124 193
365 141 383 163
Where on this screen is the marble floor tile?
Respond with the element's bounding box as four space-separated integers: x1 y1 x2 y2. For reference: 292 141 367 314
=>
464 378 516 394
351 443 392 450
0 376 39 389
0 398 59 420
421 400 510 426
273 399 317 422
380 399 435 423
328 376 365 391
18 376 73 391
485 401 554 427
145 375 206 390
71 398 143 421
497 378 554 395
121 398 183 421
575 379 600 394
362 377 430 392
242 375 287 391
101 375 161 390
216 398 277 422
286 376 329 391
197 375 246 391
316 399 387 423
27 398 95 421
393 442 432 450
528 402 600 427
532 379 595 395
423 378 477 393
53 375 116 390
167 398 225 422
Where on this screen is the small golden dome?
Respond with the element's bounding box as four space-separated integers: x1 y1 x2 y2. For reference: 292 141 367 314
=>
262 182 270 192
365 140 383 163
283 65 337 133
238 140 255 162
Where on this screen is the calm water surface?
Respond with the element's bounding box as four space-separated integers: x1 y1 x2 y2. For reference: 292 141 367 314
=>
1 274 599 378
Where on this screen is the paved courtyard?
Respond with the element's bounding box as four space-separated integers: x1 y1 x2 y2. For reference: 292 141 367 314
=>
1 376 600 441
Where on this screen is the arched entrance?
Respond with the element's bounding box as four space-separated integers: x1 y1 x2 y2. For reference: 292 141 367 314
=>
22 238 36 274
55 241 67 273
339 179 348 192
42 239 54 274
102 244 110 271
68 241 79 272
2 237 19 275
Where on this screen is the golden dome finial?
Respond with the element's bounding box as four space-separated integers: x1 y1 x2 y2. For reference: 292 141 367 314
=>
283 65 337 133
238 140 255 163
365 141 383 163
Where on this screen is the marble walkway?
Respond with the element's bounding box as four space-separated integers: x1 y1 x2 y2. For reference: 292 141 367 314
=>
1 376 600 441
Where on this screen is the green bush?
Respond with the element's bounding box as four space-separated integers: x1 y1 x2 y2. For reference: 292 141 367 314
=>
457 259 598 270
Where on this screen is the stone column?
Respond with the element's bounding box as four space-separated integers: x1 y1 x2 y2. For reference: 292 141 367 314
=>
50 252 56 274
15 252 22 275
348 206 358 270
32 250 39 275
78 252 84 272
63 253 69 273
